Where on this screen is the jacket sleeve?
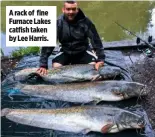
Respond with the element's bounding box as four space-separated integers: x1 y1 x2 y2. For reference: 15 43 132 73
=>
86 18 105 62
39 18 62 69
39 47 55 69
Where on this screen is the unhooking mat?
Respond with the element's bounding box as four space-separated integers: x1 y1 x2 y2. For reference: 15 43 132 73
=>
1 50 154 137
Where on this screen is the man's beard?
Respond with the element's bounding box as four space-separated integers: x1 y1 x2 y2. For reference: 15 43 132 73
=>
65 14 77 21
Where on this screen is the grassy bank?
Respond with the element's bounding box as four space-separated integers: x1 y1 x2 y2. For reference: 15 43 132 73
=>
10 47 40 58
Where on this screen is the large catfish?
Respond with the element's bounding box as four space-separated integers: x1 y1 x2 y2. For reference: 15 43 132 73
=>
2 64 121 85
1 106 145 134
9 80 147 103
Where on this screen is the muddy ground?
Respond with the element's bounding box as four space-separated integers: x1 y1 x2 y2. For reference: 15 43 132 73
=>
130 57 155 130
1 56 155 131
1 56 21 81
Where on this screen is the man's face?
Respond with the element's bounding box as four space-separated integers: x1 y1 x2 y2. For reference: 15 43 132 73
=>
62 2 79 21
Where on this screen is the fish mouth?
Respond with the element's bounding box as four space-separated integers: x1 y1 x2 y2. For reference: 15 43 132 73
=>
112 90 125 99
138 124 144 128
101 123 114 133
137 117 145 128
132 122 144 129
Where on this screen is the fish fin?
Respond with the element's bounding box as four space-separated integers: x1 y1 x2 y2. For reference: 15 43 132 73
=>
101 123 113 133
81 103 86 106
81 128 90 134
91 101 100 105
91 74 102 81
92 97 102 105
26 73 43 83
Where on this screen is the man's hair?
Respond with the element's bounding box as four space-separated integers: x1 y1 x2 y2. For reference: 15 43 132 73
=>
64 0 77 4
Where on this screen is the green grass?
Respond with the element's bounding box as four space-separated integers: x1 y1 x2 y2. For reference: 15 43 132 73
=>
10 47 40 58
1 48 4 56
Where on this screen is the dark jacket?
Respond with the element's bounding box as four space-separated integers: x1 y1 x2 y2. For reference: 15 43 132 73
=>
40 8 105 69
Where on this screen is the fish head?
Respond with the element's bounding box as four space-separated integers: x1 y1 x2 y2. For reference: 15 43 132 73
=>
117 111 145 129
112 82 147 99
15 68 38 81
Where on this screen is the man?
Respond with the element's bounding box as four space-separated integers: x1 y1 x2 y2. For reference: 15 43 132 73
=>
37 1 105 75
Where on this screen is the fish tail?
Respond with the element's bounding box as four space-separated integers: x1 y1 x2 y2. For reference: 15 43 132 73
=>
1 108 11 117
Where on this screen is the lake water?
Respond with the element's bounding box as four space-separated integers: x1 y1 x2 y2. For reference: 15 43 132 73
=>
1 1 155 55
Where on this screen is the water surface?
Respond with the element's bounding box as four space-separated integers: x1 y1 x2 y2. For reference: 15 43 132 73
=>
1 1 155 41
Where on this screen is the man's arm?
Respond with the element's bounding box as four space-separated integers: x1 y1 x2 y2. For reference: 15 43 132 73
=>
86 18 105 62
38 18 62 72
37 47 54 75
39 47 55 69
37 19 61 75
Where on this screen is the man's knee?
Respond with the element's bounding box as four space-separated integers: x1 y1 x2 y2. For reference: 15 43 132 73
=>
52 63 63 68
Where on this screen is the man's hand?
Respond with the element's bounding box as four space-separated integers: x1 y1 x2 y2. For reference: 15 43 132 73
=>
95 61 104 71
37 67 48 75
